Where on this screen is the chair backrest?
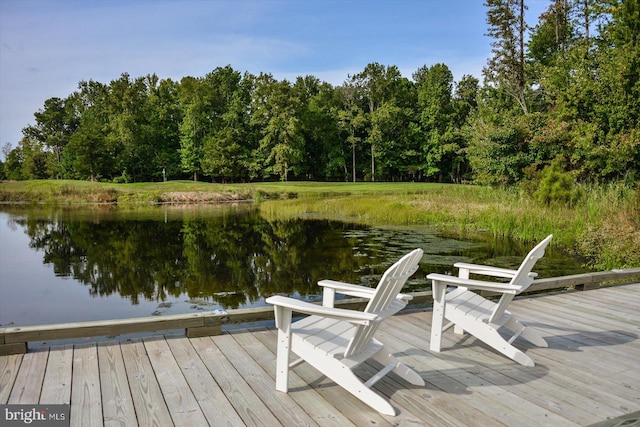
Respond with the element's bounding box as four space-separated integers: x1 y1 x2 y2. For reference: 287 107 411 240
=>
488 235 553 324
509 234 553 294
344 248 423 358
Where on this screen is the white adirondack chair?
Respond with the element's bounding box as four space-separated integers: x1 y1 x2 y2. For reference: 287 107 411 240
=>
265 248 425 416
427 235 553 367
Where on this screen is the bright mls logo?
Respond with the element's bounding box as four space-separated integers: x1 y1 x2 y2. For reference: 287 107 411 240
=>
1 405 69 426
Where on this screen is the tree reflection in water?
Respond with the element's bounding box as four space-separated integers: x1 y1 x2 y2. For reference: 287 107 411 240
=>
2 205 588 314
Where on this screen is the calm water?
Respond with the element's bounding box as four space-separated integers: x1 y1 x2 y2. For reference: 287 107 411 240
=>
0 205 589 327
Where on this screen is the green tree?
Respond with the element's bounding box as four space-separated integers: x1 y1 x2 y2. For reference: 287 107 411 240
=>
60 80 113 181
178 76 205 181
146 77 182 181
484 0 529 113
22 96 78 178
292 76 342 180
414 64 456 180
2 143 24 180
64 109 112 181
350 63 404 181
201 66 252 182
250 74 305 181
18 135 48 179
528 0 574 67
336 83 367 181
105 73 153 182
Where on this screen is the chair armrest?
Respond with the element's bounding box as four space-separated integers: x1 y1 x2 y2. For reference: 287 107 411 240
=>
266 295 377 326
427 273 520 294
318 280 377 299
453 262 519 279
319 280 413 301
396 292 413 301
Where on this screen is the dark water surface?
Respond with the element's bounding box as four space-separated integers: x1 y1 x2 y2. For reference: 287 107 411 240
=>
0 205 589 327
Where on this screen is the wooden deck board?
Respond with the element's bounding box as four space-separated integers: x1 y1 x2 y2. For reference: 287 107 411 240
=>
1 283 639 426
40 344 72 405
164 335 245 427
70 343 102 427
0 354 22 404
144 336 210 426
8 349 48 404
120 339 173 426
189 336 282 427
97 342 137 427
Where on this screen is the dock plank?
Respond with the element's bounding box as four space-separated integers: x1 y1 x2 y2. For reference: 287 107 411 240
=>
40 344 72 404
7 349 48 404
98 342 137 427
70 343 102 427
143 336 208 426
214 333 319 426
0 353 22 404
164 335 245 427
120 339 172 427
376 321 576 426
190 336 282 427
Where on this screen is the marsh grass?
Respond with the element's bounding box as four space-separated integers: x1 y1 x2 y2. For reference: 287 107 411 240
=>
258 182 638 269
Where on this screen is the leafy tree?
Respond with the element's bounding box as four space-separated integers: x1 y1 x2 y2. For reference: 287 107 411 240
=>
336 83 367 181
528 0 574 68
146 77 182 181
414 63 456 180
18 136 48 179
178 76 205 181
250 74 305 181
2 143 24 180
291 76 342 180
22 96 78 178
105 73 153 182
199 66 252 182
60 80 113 181
350 63 404 181
484 0 529 113
63 108 112 181
466 94 535 186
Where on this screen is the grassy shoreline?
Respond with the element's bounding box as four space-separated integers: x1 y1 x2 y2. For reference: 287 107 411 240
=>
1 179 637 270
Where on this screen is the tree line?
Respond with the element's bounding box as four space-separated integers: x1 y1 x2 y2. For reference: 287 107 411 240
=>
2 0 638 188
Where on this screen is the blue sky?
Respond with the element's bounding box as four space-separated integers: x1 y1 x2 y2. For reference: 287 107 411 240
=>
0 0 549 151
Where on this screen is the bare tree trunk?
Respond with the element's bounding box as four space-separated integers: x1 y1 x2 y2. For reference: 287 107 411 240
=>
584 0 590 42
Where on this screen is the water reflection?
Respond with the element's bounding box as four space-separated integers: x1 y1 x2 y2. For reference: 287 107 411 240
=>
0 205 589 326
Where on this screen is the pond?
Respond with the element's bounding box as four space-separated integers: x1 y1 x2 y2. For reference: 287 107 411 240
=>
0 204 589 328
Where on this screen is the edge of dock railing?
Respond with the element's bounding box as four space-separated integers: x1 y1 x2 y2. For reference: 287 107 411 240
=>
1 268 639 355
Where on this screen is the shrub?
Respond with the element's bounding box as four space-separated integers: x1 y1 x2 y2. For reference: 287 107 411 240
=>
533 157 584 206
578 187 640 269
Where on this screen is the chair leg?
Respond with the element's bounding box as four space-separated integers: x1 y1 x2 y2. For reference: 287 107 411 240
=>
430 282 447 352
371 350 425 386
273 306 292 392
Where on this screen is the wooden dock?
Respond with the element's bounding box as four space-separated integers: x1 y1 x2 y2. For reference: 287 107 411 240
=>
1 283 639 426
